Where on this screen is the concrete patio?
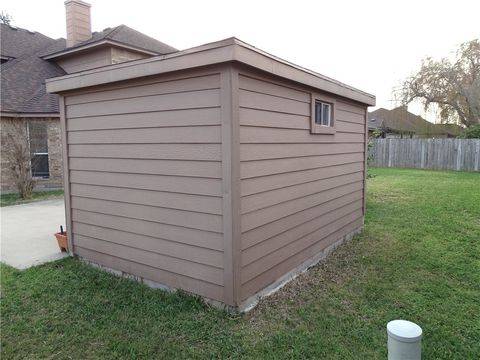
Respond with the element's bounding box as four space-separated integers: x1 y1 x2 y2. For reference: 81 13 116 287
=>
0 199 68 269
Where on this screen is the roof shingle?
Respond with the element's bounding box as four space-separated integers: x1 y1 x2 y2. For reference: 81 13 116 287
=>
1 24 65 114
43 24 177 58
1 23 177 115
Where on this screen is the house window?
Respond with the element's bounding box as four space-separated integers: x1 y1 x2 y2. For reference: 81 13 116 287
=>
28 122 49 178
315 101 332 127
310 94 336 134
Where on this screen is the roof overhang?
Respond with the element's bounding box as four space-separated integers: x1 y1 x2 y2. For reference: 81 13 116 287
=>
46 37 376 106
42 39 159 61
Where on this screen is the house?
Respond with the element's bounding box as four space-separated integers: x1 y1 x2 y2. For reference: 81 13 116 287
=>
0 0 176 191
368 107 462 138
47 37 376 310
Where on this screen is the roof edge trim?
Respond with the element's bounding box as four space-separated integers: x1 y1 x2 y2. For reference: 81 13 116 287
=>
46 37 375 106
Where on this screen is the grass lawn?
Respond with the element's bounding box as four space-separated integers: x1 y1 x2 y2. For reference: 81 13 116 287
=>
0 189 64 207
1 168 479 359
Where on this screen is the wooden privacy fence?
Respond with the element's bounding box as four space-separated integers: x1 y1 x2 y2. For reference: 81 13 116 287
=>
370 138 480 172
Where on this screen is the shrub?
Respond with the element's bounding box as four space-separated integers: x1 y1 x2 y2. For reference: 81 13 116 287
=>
4 123 36 199
458 124 480 139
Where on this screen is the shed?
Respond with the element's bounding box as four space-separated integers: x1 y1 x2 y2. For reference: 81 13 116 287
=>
47 38 375 310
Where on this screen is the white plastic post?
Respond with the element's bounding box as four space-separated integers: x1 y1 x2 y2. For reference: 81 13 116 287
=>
387 320 422 360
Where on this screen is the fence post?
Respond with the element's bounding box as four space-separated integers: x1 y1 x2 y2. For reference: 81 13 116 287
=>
420 141 425 169
388 139 392 168
475 140 480 172
455 139 462 171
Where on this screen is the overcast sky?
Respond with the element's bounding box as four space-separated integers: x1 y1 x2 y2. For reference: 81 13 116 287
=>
2 0 479 122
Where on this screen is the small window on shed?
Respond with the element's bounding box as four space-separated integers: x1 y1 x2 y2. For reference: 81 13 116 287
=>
315 101 332 127
310 94 336 134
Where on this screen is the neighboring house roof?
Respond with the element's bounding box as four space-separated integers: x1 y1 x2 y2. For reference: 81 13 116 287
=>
43 25 178 60
47 37 376 106
1 24 55 59
1 24 66 114
432 123 463 136
1 23 177 116
369 107 423 133
368 107 463 136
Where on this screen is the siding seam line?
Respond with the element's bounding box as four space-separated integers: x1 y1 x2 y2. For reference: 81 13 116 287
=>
71 218 223 251
73 234 224 269
74 245 225 287
241 215 364 285
242 197 364 251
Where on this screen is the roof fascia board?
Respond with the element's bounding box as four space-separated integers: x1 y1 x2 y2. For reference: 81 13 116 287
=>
46 37 375 106
46 40 236 93
232 41 375 105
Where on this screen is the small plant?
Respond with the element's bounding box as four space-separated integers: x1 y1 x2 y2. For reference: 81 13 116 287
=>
367 129 381 178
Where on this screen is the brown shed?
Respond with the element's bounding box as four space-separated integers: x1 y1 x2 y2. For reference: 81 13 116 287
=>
47 38 375 310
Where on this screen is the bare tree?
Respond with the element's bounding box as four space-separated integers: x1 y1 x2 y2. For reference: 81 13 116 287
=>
4 123 36 199
398 39 480 127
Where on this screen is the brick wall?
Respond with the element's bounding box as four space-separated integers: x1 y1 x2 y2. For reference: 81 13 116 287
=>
1 116 64 192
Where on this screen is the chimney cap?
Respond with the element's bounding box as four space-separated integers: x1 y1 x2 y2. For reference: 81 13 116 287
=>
64 0 91 8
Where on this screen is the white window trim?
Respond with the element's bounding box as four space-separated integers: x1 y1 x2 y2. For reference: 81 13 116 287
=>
315 101 332 127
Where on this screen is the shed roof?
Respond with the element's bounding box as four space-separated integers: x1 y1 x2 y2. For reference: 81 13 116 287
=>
46 37 376 106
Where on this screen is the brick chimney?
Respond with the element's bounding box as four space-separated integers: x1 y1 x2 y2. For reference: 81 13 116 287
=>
65 0 91 47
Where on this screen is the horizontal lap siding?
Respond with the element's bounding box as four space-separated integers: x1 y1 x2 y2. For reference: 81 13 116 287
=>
67 108 221 131
240 217 363 300
69 158 222 178
70 184 223 214
69 171 222 196
238 73 366 301
72 210 223 251
56 48 110 74
65 72 225 301
75 247 223 301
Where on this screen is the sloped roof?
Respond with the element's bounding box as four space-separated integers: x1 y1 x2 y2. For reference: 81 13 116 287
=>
432 123 463 136
1 23 177 115
43 25 177 59
368 107 463 136
1 24 66 114
1 24 55 59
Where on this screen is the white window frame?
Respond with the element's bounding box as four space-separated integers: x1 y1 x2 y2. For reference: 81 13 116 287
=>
315 101 332 127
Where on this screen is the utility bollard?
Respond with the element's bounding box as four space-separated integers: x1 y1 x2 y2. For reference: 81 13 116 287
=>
387 320 422 360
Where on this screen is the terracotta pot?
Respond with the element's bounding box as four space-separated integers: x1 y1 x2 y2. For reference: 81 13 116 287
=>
55 232 68 252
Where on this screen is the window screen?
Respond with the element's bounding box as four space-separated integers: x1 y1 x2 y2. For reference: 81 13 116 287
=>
28 122 49 178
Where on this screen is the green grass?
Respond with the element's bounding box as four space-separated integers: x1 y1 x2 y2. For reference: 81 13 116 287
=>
1 168 479 359
0 189 64 207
